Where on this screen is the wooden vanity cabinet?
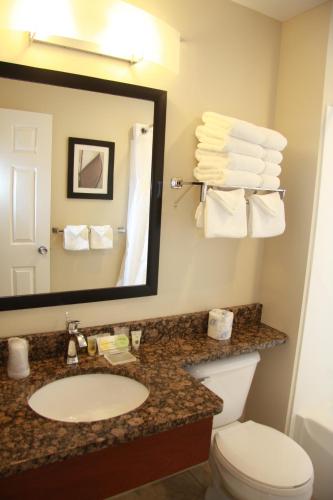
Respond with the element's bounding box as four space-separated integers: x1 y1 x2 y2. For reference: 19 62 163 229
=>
0 417 212 500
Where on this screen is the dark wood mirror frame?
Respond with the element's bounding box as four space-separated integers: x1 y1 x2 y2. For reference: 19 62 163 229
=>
0 61 167 311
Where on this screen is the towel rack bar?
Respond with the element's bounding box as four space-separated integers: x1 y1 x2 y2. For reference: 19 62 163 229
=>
170 177 286 202
52 227 126 234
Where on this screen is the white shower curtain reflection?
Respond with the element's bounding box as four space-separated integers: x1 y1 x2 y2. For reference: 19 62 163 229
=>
117 124 153 286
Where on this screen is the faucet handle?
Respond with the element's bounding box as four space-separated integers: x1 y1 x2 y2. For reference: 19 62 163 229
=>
77 333 87 348
68 320 80 332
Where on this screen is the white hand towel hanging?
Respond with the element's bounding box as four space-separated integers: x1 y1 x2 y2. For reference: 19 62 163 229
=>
195 202 204 228
63 225 89 251
204 188 247 238
201 112 266 145
90 225 113 249
248 192 285 238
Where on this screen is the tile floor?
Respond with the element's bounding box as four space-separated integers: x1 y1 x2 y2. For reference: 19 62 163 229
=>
109 462 212 500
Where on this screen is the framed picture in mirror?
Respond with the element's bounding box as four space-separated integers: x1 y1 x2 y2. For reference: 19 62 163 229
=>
67 137 115 199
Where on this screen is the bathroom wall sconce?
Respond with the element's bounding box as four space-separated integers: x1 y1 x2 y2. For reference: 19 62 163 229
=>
23 1 180 72
29 32 142 64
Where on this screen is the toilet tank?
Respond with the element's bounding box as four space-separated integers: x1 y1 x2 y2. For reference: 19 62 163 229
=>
186 351 260 428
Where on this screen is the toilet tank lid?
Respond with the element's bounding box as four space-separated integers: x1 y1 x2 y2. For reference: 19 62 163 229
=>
185 351 260 379
215 421 314 489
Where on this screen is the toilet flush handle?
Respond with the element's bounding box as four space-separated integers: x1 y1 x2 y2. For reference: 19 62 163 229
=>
197 377 209 384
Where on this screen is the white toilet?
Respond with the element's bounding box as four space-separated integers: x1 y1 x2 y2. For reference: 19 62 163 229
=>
186 352 314 500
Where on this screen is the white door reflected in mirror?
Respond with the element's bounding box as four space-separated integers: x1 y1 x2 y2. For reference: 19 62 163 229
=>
0 108 52 296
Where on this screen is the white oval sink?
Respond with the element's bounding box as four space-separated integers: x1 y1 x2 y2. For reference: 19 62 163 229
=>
28 373 149 423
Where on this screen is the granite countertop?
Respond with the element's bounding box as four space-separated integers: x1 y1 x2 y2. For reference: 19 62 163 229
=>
0 316 287 478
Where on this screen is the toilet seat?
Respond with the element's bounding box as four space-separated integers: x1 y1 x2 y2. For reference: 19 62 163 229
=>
213 421 314 497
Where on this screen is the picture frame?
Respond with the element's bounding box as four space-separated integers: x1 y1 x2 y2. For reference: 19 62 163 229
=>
67 137 115 199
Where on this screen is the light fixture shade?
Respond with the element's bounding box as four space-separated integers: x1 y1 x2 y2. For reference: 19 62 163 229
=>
6 0 180 72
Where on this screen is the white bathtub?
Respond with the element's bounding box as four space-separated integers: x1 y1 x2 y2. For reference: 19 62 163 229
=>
294 407 333 500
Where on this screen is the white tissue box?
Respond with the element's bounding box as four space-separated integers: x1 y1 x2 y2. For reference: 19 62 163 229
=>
208 309 234 340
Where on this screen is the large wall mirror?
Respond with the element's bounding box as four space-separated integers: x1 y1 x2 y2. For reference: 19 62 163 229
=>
0 62 166 310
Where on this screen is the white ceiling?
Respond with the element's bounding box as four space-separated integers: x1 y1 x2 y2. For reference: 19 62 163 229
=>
231 0 328 21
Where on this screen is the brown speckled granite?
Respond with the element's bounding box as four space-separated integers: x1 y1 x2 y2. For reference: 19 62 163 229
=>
0 304 287 479
0 303 262 364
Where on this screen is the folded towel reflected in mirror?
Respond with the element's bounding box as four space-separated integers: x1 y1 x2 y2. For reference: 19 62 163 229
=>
63 225 89 251
90 225 113 249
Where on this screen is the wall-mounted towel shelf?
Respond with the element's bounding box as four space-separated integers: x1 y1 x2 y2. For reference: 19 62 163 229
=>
170 177 286 207
52 226 126 234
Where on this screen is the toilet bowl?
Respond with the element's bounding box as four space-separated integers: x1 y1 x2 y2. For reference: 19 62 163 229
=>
185 351 314 500
210 420 313 500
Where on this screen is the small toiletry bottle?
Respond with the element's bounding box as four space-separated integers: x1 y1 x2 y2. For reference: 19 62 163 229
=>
87 336 97 356
131 330 142 351
7 337 30 379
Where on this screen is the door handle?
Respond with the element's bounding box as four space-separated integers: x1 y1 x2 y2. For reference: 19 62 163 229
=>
38 245 48 255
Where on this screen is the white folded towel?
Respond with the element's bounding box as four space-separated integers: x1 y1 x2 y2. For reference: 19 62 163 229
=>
204 188 247 238
260 126 287 151
262 148 283 164
63 225 89 251
263 162 281 176
195 202 204 228
197 153 265 174
195 148 228 161
202 112 266 145
90 225 113 249
260 175 281 190
197 137 264 158
248 193 285 238
194 167 261 188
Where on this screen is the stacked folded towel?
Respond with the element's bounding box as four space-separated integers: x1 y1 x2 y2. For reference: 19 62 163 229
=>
194 112 287 189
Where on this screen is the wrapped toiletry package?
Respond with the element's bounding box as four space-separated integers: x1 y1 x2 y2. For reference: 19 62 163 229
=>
208 308 234 340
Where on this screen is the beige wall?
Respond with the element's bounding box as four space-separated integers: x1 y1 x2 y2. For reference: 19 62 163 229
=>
323 3 333 104
245 1 333 431
287 5 333 432
0 0 281 337
0 77 153 291
1 0 331 434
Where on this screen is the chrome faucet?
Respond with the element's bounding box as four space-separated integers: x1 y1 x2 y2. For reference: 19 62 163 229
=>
65 318 87 365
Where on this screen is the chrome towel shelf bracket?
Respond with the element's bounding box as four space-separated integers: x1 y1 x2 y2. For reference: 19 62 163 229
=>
170 177 286 207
